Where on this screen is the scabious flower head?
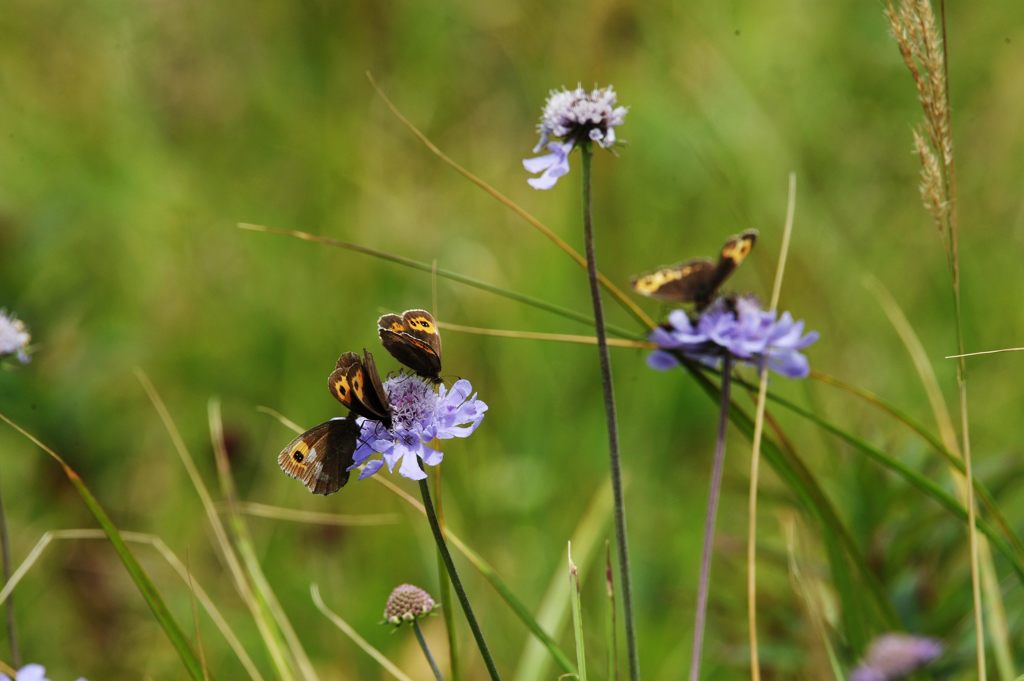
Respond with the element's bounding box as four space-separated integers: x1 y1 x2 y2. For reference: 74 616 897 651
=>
350 375 487 481
647 296 819 379
383 583 437 625
0 309 31 364
0 664 87 681
850 633 943 681
523 84 627 190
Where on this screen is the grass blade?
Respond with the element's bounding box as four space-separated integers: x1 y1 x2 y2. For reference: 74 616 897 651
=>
310 583 415 681
208 399 319 681
0 529 266 681
568 543 587 681
0 413 207 679
684 366 900 627
739 376 1024 583
223 501 398 527
136 372 296 681
512 480 611 681
238 223 636 340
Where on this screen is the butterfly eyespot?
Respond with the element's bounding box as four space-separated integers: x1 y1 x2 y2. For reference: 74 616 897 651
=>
390 322 404 331
292 450 304 462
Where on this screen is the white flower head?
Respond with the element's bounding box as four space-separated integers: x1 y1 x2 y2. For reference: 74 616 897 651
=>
523 84 628 190
0 309 31 364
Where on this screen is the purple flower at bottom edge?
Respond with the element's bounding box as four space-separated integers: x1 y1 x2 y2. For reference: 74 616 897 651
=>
647 296 818 379
350 375 488 481
850 633 943 681
523 141 574 190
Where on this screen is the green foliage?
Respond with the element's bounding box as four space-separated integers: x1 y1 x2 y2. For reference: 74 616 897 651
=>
1 1 1023 678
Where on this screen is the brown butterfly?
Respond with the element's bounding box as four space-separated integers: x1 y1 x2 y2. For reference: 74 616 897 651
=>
377 309 442 383
277 417 361 495
630 229 758 310
278 349 393 495
328 349 393 428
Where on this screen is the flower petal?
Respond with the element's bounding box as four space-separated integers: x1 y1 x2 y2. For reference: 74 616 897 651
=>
398 448 428 480
15 666 48 681
357 459 384 479
646 350 679 371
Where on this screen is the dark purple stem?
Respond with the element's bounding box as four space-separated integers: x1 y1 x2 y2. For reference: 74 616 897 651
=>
689 356 733 681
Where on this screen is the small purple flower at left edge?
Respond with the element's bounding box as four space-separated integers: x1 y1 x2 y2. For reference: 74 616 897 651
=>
349 375 488 481
648 296 819 379
0 664 88 681
524 84 627 190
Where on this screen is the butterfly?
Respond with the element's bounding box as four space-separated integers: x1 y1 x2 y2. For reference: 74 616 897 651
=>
630 229 758 310
377 309 442 383
327 349 393 428
277 417 360 495
278 349 392 495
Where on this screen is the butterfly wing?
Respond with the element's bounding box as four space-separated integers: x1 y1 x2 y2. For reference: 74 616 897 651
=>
328 351 393 428
278 417 361 495
706 229 758 297
630 258 717 303
377 309 442 382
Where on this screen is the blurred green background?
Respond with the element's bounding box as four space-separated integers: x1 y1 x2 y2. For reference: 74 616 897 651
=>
2 0 1024 678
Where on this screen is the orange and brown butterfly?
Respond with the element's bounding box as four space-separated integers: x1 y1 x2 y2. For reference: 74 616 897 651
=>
327 350 393 428
278 349 393 495
630 229 758 310
377 309 442 383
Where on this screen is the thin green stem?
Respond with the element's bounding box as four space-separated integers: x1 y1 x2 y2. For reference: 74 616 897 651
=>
237 223 636 339
413 620 446 681
937 2 984 675
689 357 733 681
580 144 639 681
0 477 18 667
418 479 501 681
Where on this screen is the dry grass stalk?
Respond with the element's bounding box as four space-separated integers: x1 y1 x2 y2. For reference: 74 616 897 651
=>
886 3 987 679
885 0 955 260
912 128 947 236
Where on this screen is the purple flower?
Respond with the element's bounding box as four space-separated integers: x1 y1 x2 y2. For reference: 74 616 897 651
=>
523 141 574 190
524 84 627 190
648 296 818 379
850 633 943 681
0 309 31 364
350 375 487 481
0 665 87 681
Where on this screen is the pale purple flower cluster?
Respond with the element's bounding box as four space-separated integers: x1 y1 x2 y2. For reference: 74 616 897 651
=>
0 665 86 681
523 85 627 190
648 296 818 379
850 633 943 681
0 309 31 364
350 376 487 481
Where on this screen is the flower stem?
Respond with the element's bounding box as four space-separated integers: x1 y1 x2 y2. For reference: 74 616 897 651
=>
418 479 501 681
0 478 19 667
413 619 446 681
580 143 640 681
433 468 460 681
690 356 733 681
